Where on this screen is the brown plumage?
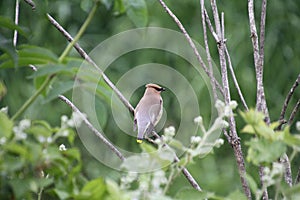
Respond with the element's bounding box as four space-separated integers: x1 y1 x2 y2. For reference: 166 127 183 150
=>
134 83 165 143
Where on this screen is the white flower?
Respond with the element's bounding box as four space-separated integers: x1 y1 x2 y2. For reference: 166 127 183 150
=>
0 107 8 114
229 100 238 110
59 144 67 151
0 137 7 145
19 119 31 129
214 138 224 148
69 112 85 127
164 126 175 137
296 121 300 131
13 126 27 140
221 120 229 128
215 100 225 110
193 116 203 125
190 136 202 144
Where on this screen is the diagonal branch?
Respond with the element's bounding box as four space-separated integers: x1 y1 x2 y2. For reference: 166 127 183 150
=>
46 14 135 115
288 99 300 125
279 74 300 127
59 95 125 161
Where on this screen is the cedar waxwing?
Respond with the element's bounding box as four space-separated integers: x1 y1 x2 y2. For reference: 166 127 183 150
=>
134 83 165 143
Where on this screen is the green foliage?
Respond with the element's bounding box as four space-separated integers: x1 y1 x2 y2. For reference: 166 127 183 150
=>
1 0 300 199
241 109 300 199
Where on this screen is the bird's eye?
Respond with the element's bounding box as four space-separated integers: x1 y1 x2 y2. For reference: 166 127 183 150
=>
155 87 165 92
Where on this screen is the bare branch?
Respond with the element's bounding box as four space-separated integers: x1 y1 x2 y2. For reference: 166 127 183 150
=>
295 166 300 185
208 2 252 198
46 14 135 115
225 47 249 111
204 9 219 42
13 0 20 47
259 0 267 72
157 0 224 96
248 0 270 198
200 0 217 101
280 154 292 187
279 74 300 125
58 95 125 161
23 0 35 10
203 7 249 111
288 99 300 125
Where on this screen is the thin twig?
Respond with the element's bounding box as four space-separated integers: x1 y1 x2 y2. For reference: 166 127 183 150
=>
203 8 249 111
280 154 292 187
11 75 54 121
157 0 224 96
200 0 217 101
248 0 269 198
58 95 125 161
58 1 100 62
225 47 249 111
47 14 135 115
279 74 300 127
288 99 300 125
23 0 36 10
295 166 300 184
13 0 20 47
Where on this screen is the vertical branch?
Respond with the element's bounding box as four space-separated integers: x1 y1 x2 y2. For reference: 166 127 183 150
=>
209 2 252 198
200 0 217 101
248 0 270 198
203 8 249 111
13 0 20 47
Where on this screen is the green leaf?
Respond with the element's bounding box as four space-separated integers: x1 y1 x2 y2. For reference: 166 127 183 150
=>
9 178 32 199
283 126 300 147
26 121 53 137
0 111 13 138
75 178 106 200
283 183 300 199
225 190 247 200
0 16 27 36
105 179 130 200
140 142 157 153
246 138 286 166
3 142 29 159
245 174 258 194
168 138 184 150
54 188 71 200
0 45 58 69
175 188 216 200
43 80 75 103
240 109 265 125
125 0 148 27
241 124 255 134
63 148 81 161
113 0 126 15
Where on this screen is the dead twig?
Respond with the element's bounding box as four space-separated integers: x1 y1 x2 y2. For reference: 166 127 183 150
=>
58 95 125 161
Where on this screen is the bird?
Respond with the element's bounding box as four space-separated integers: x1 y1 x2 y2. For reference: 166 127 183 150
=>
134 83 165 143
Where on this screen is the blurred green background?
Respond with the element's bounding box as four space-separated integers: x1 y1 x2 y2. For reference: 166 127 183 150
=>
0 0 299 198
